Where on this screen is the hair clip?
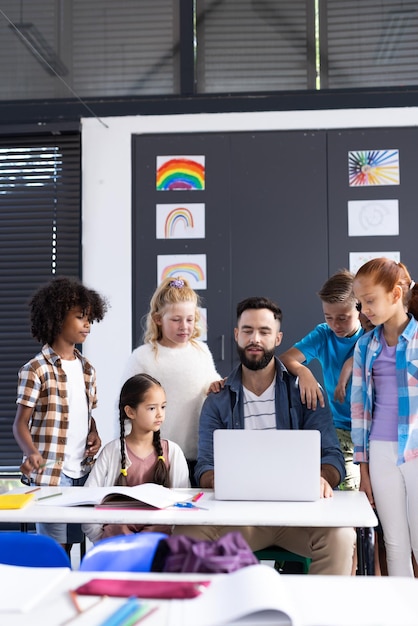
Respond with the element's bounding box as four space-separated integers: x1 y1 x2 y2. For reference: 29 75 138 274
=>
410 280 416 290
169 279 184 288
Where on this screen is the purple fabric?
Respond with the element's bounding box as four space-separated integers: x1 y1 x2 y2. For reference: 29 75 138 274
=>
161 531 258 574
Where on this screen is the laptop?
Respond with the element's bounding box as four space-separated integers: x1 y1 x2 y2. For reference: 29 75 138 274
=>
213 429 321 501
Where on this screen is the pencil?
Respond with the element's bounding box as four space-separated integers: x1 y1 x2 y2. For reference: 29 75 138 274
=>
39 459 56 469
99 596 142 626
25 487 41 494
61 595 107 626
69 590 83 614
37 492 63 501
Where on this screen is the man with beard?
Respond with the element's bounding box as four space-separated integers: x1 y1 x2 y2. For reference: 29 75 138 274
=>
174 297 356 575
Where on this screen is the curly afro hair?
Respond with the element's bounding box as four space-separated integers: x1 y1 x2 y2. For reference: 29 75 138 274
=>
29 276 109 345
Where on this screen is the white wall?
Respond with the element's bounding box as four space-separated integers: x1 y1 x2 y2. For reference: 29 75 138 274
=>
82 107 418 445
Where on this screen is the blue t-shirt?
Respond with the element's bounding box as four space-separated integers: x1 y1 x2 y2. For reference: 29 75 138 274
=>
294 323 364 430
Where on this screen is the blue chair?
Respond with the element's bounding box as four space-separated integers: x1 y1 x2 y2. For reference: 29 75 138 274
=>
0 532 71 568
79 532 168 572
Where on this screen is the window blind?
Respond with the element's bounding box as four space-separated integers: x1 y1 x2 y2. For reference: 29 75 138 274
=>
324 0 418 89
196 0 312 93
0 0 176 101
0 133 81 469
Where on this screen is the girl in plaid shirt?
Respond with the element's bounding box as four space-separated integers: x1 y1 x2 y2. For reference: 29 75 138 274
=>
352 258 418 576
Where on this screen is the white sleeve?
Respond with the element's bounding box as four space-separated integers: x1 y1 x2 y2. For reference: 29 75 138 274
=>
81 441 120 544
168 440 191 488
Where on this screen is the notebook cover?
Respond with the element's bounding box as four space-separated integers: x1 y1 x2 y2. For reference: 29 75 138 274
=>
75 578 211 599
0 493 34 509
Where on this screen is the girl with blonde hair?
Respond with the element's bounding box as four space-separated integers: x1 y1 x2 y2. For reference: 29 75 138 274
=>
123 277 221 483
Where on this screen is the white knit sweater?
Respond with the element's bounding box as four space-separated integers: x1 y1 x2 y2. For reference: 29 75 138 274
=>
123 342 220 459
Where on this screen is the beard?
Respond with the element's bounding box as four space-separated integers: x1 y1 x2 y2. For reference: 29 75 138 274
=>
236 344 276 371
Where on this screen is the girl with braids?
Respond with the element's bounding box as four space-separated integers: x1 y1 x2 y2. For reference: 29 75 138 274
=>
123 277 222 484
352 257 418 576
82 374 189 544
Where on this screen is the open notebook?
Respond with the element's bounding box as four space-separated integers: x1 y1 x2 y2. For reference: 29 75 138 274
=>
35 483 191 509
214 429 321 501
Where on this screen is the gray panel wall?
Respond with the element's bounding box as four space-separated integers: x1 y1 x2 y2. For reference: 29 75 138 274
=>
133 127 418 377
132 131 328 376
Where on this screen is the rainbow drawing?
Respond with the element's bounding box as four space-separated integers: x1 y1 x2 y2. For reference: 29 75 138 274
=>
156 203 205 239
165 207 194 238
161 262 204 282
156 156 205 190
157 254 207 289
348 149 399 186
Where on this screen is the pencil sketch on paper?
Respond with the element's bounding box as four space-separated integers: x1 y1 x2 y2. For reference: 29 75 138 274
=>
349 251 400 275
348 199 399 237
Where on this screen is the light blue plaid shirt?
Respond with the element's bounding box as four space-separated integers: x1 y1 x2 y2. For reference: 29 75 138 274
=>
351 315 418 466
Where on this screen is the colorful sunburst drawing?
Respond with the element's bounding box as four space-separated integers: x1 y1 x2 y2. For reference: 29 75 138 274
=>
348 150 399 186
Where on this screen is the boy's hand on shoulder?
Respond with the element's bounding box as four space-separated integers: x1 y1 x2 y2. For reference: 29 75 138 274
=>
297 369 325 410
207 377 227 395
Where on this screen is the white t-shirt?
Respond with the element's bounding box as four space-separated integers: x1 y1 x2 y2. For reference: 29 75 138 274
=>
60 357 89 478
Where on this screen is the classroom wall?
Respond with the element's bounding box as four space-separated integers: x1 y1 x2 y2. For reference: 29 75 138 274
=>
81 107 418 445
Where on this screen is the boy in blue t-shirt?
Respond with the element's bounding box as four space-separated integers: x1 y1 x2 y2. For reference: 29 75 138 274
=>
280 269 363 490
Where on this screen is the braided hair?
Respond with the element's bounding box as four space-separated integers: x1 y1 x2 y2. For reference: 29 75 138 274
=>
117 374 170 487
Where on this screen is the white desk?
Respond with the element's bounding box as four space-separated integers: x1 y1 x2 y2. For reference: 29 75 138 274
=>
1 566 417 626
0 487 377 528
0 487 377 575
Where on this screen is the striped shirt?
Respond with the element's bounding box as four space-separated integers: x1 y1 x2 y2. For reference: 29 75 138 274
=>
243 376 276 430
16 344 97 486
351 315 418 466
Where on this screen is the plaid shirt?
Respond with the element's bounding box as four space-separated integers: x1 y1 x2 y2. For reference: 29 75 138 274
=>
16 344 97 486
351 315 418 466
